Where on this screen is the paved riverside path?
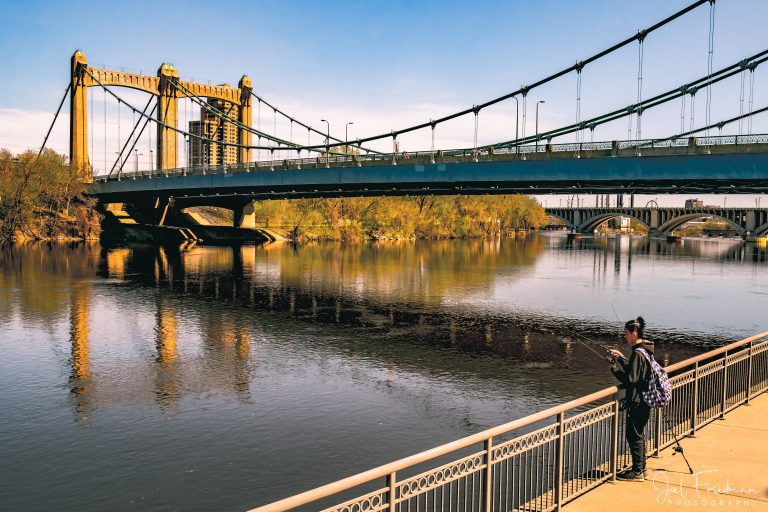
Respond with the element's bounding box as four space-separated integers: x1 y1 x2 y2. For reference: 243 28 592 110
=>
563 392 768 512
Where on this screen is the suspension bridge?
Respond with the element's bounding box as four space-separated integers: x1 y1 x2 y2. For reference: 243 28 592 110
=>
34 0 767 237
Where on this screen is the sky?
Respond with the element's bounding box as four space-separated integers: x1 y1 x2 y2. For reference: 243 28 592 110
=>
1 0 767 206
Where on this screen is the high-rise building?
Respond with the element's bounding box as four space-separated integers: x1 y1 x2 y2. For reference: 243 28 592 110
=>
188 97 240 166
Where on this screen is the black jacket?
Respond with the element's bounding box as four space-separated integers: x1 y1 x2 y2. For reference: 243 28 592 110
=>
611 342 653 408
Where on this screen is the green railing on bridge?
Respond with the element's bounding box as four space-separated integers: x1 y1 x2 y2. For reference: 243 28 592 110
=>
247 331 768 512
94 133 768 183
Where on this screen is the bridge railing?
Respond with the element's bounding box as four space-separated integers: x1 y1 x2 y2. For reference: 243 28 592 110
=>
247 331 768 512
92 133 768 182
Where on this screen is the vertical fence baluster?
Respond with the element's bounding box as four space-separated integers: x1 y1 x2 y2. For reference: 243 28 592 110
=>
555 412 565 510
654 408 662 456
691 362 699 435
484 437 492 512
610 394 619 481
747 342 754 404
721 350 729 419
388 472 397 512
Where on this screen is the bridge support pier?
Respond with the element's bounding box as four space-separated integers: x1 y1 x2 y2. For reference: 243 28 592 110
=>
234 200 257 229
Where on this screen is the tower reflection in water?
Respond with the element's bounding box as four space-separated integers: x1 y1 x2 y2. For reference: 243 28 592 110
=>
69 280 91 421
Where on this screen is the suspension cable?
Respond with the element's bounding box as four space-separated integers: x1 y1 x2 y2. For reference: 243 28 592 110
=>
654 102 768 142
171 79 301 150
491 49 768 149
248 90 382 154
108 96 154 176
268 0 712 152
171 78 358 156
38 82 71 157
118 102 158 174
85 69 311 153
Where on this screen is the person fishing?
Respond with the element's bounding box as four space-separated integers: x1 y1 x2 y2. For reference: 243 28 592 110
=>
608 316 653 482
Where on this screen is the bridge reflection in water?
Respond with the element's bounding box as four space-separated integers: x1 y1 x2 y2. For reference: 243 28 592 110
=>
0 236 766 510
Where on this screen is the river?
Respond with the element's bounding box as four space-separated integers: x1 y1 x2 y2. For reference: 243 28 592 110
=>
0 234 765 511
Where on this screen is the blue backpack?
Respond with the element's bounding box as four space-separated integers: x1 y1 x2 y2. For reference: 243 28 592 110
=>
637 348 672 408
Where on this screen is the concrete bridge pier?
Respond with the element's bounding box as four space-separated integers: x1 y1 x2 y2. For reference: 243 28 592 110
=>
233 200 257 229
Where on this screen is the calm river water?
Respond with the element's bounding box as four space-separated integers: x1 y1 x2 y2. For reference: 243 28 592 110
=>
0 235 766 511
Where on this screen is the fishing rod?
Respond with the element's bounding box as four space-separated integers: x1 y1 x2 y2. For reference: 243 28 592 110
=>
567 331 615 361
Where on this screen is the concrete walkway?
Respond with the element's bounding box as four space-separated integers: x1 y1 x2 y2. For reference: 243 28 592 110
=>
563 392 768 512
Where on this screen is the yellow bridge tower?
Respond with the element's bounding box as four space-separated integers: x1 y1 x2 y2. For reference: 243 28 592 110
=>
69 50 253 172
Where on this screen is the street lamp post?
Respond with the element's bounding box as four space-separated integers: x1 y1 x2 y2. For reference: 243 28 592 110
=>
535 100 546 151
134 149 143 174
149 149 154 171
345 121 354 154
320 119 330 149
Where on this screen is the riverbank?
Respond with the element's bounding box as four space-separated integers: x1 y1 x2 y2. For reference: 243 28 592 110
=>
0 149 100 242
194 194 549 242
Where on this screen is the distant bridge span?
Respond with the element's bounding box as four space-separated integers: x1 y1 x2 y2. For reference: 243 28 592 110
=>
546 206 768 236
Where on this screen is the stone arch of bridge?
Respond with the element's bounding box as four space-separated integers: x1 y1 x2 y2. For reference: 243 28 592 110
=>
580 213 650 233
546 212 577 230
658 213 745 236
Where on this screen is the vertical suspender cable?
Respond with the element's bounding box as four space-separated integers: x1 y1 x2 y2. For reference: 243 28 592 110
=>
257 99 261 162
117 98 121 170
705 0 716 135
273 108 277 160
103 86 106 172
147 96 154 171
431 122 435 153
636 34 645 139
90 83 94 172
182 96 186 167
521 93 528 143
473 108 479 154
690 90 696 132
747 68 755 135
739 70 746 135
680 95 686 134
575 67 582 143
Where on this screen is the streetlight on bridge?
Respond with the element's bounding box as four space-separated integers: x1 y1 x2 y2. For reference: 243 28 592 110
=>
345 121 354 154
134 149 143 174
321 119 330 153
535 100 546 151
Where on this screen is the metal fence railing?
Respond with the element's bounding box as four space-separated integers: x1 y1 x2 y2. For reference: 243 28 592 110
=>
93 133 768 183
248 331 768 512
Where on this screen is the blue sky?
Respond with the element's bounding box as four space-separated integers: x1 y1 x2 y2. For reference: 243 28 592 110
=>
1 0 767 205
